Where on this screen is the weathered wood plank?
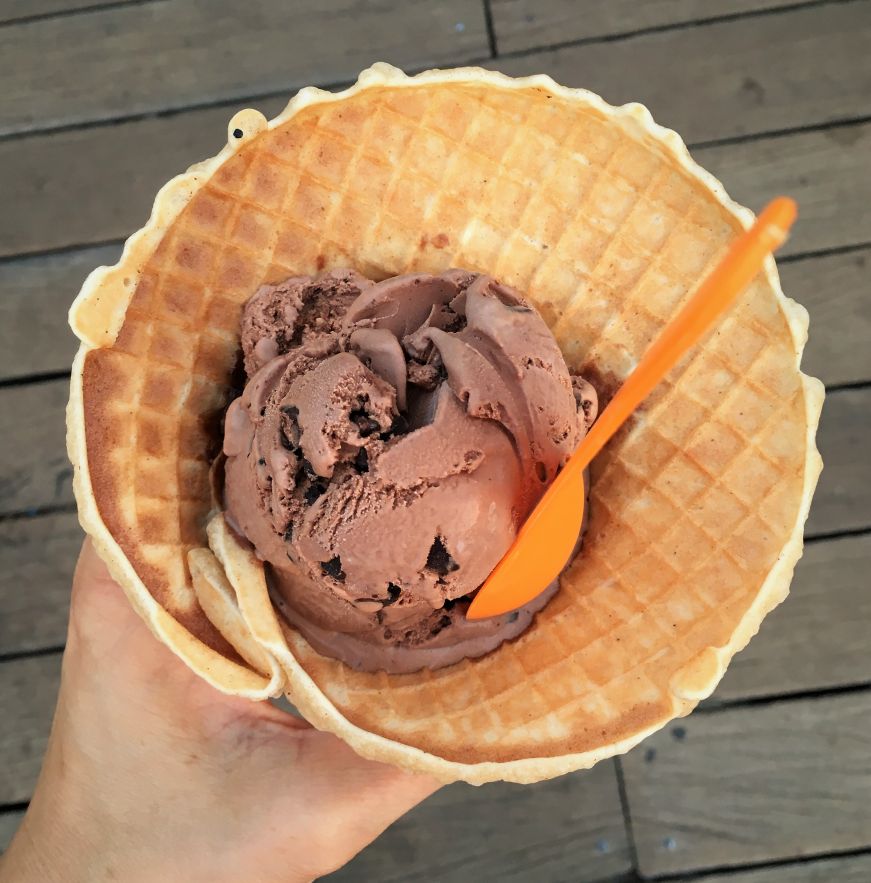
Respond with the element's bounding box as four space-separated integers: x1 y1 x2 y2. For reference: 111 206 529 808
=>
696 122 871 259
1 486 864 689
0 0 487 137
713 533 871 703
805 387 871 536
330 762 630 882
497 2 871 146
0 808 25 853
0 96 283 259
621 690 871 876
0 241 865 389
0 380 72 517
491 0 814 54
691 852 871 882
2 511 867 704
3 94 870 263
0 653 61 805
0 0 140 25
0 244 120 382
0 369 864 528
0 511 80 656
780 247 871 389
0 432 864 688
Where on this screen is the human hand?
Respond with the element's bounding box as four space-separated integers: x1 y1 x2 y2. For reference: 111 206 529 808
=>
0 540 440 883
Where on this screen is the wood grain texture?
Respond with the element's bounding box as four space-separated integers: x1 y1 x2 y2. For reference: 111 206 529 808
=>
491 0 813 53
712 533 871 702
780 247 871 389
691 853 871 882
497 2 871 146
0 352 864 527
0 379 72 516
329 762 630 882
0 511 80 656
3 79 870 263
805 387 871 536
0 95 283 258
0 509 863 699
0 0 487 137
0 241 866 389
621 691 871 876
0 0 140 25
0 808 25 853
0 244 120 381
0 653 60 805
696 121 871 259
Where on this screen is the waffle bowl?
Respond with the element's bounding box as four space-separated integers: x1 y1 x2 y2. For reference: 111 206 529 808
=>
67 63 823 784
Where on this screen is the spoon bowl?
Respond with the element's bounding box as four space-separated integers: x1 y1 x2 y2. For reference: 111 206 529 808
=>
467 197 798 620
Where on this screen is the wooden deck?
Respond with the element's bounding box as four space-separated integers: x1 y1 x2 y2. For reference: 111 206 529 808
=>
1 1 869 879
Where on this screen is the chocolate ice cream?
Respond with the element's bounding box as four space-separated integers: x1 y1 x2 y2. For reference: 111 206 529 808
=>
222 269 597 673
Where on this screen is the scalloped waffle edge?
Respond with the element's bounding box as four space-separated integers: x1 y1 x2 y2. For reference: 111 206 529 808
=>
67 63 823 784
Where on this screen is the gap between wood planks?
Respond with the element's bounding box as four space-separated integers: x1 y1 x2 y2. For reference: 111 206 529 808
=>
688 112 871 151
482 0 498 57
778 239 871 264
489 0 852 58
0 370 70 391
0 503 77 523
615 758 643 874
0 237 125 267
645 843 871 881
0 1 161 29
699 678 871 713
0 644 65 665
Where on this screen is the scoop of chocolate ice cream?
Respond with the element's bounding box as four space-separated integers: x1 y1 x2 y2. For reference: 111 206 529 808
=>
222 268 597 673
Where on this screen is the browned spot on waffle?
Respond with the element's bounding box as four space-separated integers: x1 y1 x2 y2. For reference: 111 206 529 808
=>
420 232 451 250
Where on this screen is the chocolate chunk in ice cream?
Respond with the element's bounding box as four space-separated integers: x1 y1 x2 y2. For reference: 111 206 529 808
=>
222 268 597 673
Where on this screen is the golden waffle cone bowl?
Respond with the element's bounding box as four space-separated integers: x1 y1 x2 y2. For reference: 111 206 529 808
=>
68 64 823 784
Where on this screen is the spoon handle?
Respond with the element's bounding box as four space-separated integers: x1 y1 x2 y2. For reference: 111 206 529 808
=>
562 197 797 484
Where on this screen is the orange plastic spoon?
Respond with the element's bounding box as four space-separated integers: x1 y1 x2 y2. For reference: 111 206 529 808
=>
467 197 797 620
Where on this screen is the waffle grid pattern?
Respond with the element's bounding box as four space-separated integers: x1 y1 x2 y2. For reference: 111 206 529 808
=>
74 73 819 771
273 90 806 754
